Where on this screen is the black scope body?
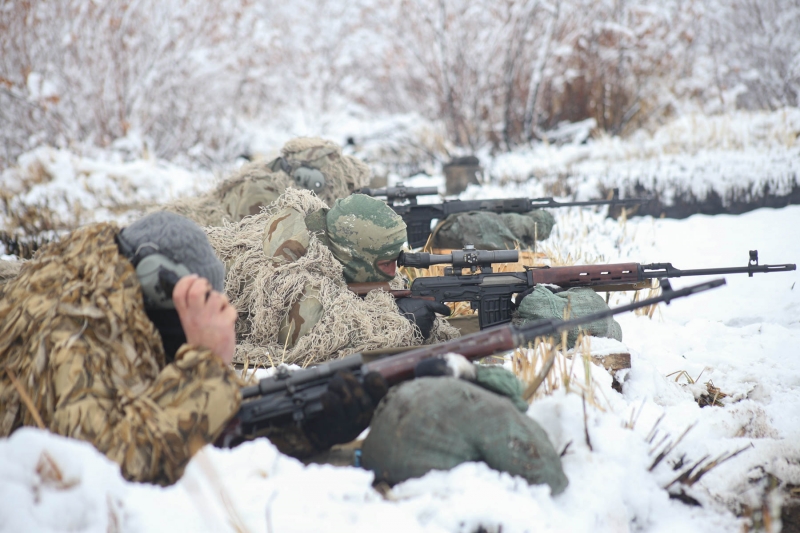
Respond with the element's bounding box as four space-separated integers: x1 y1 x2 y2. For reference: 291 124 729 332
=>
399 247 519 269
358 185 439 200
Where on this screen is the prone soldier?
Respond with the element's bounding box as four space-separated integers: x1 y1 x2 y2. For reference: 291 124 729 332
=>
206 188 458 368
0 212 241 484
162 137 372 226
0 211 396 482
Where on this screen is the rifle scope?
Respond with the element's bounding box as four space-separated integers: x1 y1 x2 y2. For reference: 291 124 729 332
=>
357 184 439 201
399 245 519 270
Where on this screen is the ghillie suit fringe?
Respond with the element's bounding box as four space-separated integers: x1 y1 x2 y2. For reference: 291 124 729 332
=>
207 189 458 366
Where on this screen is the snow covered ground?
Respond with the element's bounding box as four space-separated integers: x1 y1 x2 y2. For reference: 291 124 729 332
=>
1 112 799 532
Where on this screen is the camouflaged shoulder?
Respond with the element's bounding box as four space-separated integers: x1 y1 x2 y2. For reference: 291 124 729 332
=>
262 207 311 263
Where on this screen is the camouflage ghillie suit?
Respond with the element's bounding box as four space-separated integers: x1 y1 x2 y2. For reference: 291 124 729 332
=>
433 209 556 250
162 137 372 227
0 259 22 287
208 189 458 366
0 223 241 485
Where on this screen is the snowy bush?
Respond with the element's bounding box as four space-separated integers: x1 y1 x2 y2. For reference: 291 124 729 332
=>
1 0 797 169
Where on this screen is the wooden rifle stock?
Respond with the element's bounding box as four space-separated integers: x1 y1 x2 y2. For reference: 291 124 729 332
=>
528 263 641 287
366 327 515 385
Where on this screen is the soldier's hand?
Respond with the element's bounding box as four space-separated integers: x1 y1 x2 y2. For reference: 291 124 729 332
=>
396 298 452 340
173 274 237 365
303 371 388 451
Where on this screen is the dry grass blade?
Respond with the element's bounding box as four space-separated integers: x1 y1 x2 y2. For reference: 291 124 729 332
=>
646 413 666 444
666 444 753 489
649 422 697 471
697 381 729 408
522 344 558 401
582 393 594 451
633 279 662 318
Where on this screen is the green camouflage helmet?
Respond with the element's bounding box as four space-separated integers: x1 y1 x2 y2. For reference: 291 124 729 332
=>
325 194 407 283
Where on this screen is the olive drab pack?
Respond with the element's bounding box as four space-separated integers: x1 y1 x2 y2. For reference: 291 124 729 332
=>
0 223 242 485
517 285 622 348
361 377 568 493
433 209 555 250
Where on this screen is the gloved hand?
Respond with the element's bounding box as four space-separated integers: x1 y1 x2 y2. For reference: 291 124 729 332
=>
414 353 477 381
396 298 452 339
303 370 388 451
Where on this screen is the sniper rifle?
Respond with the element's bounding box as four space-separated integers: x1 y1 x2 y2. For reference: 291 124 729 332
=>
220 278 725 447
386 247 795 329
356 184 650 248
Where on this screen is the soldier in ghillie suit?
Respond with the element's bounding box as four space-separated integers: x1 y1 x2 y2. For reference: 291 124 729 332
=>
0 211 389 480
207 188 458 367
0 212 240 485
162 137 372 227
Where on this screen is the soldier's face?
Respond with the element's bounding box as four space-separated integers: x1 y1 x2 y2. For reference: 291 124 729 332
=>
376 258 397 278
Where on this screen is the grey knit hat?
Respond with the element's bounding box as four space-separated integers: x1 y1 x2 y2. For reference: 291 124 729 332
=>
118 211 225 294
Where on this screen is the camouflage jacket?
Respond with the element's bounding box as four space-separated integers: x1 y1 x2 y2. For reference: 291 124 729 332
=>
0 223 242 485
263 204 412 348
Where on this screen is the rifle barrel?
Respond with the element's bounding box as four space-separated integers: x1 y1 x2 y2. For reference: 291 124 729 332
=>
515 278 725 345
368 278 726 384
640 263 796 279
528 197 650 208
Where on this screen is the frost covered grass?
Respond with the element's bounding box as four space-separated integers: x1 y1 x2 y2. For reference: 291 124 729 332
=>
2 204 797 531
482 108 800 213
0 145 218 250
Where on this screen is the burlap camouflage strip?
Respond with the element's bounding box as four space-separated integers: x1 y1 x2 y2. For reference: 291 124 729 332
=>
0 259 22 288
0 223 242 485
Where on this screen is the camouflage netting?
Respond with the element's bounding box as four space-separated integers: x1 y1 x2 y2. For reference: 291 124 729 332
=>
516 286 622 348
433 210 555 250
206 189 458 366
361 377 568 493
160 138 372 228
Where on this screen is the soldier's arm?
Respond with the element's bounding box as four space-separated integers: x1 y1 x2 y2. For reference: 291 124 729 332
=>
49 342 241 485
50 275 241 485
